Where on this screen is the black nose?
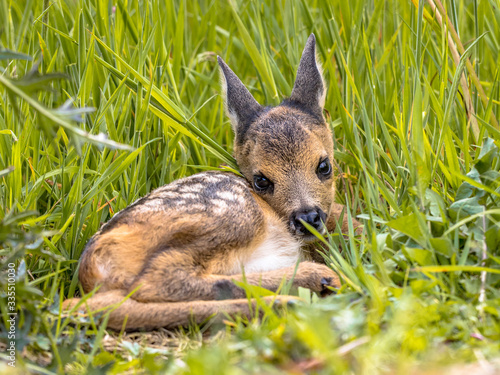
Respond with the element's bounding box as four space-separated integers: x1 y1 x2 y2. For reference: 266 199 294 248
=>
290 208 326 236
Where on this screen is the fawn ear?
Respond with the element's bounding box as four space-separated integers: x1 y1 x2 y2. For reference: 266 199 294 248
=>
289 34 326 117
218 56 263 142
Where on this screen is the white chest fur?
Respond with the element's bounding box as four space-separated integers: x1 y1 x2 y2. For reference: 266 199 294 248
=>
227 220 303 275
242 234 302 273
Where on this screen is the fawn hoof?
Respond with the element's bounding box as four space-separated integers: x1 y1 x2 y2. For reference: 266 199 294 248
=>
271 296 301 310
320 277 337 297
286 298 301 309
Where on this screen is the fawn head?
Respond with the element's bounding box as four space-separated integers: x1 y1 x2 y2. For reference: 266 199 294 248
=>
218 34 335 243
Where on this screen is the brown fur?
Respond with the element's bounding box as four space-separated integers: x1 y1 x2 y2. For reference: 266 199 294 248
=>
63 34 362 331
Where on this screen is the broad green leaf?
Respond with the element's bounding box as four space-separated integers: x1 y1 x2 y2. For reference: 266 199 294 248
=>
403 246 433 266
387 213 427 246
449 196 484 221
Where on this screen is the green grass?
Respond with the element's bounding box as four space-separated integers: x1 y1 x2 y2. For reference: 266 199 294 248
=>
1 0 500 373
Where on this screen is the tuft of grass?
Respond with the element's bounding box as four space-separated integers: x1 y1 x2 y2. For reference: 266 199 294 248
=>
0 0 499 374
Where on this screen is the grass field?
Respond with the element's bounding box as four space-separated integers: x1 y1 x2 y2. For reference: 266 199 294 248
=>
1 0 500 373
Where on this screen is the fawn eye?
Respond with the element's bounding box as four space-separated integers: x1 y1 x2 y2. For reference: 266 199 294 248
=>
317 158 332 179
253 175 273 192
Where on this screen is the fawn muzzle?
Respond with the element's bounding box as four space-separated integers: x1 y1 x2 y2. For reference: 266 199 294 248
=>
290 207 327 239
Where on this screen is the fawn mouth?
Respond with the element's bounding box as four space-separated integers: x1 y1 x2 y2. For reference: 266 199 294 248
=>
289 221 327 243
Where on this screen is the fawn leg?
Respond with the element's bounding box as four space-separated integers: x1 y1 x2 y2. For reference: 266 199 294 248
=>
63 290 298 330
127 250 339 303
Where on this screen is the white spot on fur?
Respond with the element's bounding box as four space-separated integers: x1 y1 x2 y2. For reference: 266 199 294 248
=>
181 193 198 199
203 175 225 183
211 199 229 214
96 260 111 279
216 191 236 200
215 191 245 204
187 203 205 211
179 183 204 193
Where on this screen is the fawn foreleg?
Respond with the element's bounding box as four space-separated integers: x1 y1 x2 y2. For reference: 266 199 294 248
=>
126 250 340 303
